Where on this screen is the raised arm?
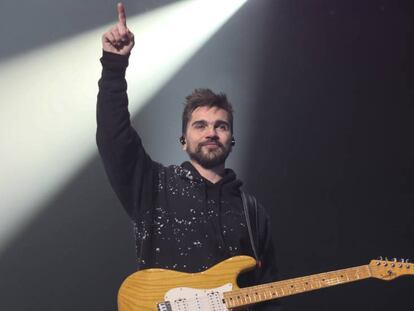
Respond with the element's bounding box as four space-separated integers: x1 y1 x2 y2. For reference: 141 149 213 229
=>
97 3 155 220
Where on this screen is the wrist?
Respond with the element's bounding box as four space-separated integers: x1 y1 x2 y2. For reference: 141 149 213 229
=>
100 50 130 71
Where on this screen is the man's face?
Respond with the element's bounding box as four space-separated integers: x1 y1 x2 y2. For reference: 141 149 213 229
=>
183 106 233 169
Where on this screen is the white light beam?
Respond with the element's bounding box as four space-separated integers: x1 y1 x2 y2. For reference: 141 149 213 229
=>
0 0 246 252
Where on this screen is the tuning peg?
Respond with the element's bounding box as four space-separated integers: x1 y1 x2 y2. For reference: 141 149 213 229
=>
385 257 389 261
376 256 383 266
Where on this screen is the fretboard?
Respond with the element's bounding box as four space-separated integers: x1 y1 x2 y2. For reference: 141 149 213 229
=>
223 265 371 309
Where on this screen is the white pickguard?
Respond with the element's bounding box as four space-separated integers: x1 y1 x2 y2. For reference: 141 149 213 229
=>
163 283 233 311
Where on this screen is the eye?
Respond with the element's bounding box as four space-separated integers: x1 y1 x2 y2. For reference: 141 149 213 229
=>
194 122 206 129
217 123 229 131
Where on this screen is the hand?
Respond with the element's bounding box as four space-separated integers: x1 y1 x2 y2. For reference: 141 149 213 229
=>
102 3 135 55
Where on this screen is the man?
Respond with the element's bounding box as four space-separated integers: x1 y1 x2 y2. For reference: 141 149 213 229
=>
97 3 280 310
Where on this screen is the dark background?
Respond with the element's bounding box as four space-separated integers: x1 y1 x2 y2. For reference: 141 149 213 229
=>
1 0 412 310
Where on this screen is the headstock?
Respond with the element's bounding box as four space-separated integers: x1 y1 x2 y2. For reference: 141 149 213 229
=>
369 257 414 281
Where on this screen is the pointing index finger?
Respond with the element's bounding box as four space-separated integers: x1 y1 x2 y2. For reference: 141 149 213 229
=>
117 2 127 26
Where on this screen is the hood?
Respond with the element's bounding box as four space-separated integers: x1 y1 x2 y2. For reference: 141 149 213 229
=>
180 161 243 195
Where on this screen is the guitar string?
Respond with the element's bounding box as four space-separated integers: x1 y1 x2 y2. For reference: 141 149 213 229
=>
163 263 413 309
164 266 369 309
225 266 371 306
231 266 369 292
226 263 414 307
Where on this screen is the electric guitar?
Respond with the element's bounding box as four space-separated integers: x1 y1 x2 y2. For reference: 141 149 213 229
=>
118 256 413 311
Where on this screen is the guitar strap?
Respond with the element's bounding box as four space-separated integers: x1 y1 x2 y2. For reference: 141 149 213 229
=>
241 191 261 311
241 191 260 263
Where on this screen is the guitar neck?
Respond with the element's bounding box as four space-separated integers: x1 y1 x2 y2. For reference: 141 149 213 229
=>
223 264 371 309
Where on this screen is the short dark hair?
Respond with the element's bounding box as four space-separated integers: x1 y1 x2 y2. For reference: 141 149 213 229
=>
182 88 234 134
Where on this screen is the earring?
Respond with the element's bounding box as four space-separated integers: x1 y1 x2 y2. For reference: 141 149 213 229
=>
231 137 236 146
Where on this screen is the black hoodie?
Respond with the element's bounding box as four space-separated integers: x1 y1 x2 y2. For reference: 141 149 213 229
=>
97 51 280 310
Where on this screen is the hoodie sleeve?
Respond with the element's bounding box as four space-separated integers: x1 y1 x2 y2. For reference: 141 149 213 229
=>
96 51 157 220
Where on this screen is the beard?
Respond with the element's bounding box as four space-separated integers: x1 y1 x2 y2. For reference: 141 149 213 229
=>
187 140 231 169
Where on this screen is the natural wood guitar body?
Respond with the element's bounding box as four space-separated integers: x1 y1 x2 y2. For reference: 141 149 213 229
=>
118 256 256 311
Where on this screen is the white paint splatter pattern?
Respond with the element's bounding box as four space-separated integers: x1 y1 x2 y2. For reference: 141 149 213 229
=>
132 164 251 272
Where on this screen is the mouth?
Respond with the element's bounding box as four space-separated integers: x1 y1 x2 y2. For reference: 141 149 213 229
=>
203 145 219 150
201 141 221 147
200 141 222 150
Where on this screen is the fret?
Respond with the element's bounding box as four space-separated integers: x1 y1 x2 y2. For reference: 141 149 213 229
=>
273 287 281 297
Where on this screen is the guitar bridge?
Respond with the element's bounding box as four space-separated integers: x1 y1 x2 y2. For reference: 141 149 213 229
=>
157 301 172 311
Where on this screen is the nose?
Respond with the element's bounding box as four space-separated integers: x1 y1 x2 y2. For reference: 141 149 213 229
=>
205 125 218 138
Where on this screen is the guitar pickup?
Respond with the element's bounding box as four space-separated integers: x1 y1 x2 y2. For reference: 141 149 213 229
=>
157 301 172 311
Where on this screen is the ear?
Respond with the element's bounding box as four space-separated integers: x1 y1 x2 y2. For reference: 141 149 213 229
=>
179 136 187 150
